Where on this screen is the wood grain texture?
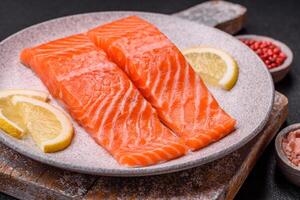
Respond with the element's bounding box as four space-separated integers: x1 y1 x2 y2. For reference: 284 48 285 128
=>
173 0 247 34
225 92 288 200
0 145 97 200
0 92 287 200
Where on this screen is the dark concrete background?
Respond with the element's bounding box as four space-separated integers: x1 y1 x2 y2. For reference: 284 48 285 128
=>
0 0 299 199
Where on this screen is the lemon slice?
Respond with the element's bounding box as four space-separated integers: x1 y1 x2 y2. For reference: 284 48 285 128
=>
12 96 73 153
182 47 239 90
0 109 24 138
0 89 49 138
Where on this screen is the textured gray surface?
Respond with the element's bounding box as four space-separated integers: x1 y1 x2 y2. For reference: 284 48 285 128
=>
0 12 274 176
175 0 246 28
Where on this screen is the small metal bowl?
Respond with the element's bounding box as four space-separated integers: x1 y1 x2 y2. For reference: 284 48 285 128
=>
275 124 300 186
236 34 293 83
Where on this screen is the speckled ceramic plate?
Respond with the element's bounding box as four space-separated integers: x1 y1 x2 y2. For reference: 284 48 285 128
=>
0 12 274 176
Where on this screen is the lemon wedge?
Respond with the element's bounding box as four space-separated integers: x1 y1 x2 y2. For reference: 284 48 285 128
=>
182 47 239 90
0 89 49 138
12 96 73 153
0 110 24 139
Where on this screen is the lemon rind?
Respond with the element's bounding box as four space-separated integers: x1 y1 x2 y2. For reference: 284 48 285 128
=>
12 95 73 153
182 47 239 90
0 109 24 139
0 89 49 102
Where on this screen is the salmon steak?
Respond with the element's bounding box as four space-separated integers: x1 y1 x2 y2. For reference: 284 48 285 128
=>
20 34 188 167
88 16 236 150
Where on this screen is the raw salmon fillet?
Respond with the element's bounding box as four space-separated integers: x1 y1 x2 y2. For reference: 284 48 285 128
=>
20 34 187 167
88 16 236 150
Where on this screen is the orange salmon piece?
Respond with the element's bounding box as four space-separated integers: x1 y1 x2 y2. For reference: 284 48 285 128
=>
20 33 187 167
88 16 236 150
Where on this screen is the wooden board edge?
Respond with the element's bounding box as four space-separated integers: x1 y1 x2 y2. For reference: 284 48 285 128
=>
224 93 288 200
215 11 246 34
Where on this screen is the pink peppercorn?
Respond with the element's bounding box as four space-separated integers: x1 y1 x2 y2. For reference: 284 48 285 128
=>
239 38 287 69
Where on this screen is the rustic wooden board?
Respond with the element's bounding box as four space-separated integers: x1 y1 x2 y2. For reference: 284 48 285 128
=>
0 92 287 200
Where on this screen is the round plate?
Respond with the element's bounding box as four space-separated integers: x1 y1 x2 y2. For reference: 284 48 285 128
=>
0 12 274 176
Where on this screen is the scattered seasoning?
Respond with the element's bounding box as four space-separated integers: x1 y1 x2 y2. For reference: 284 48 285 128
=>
282 130 300 167
239 39 287 69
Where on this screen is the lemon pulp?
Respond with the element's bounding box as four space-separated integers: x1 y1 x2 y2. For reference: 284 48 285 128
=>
12 96 73 153
183 47 239 90
0 89 49 138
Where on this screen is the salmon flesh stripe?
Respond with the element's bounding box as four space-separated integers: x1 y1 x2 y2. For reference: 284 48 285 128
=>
20 33 188 167
88 16 236 150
